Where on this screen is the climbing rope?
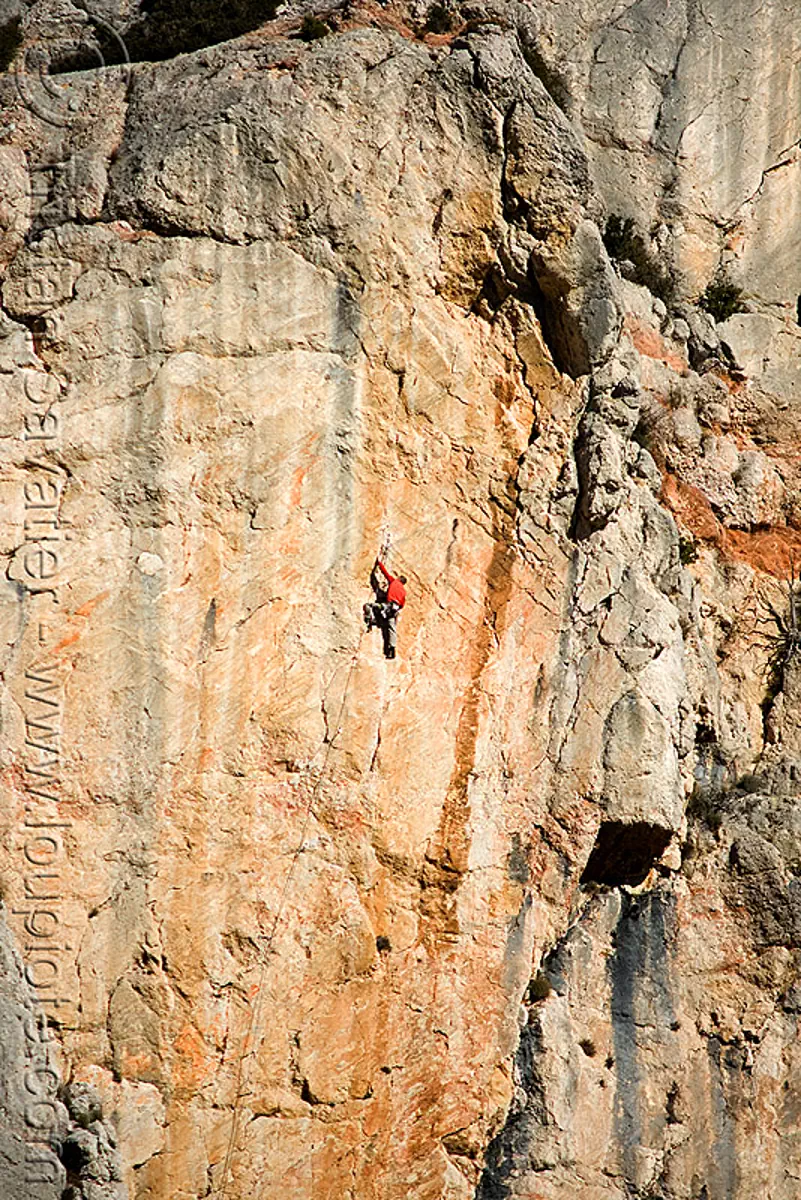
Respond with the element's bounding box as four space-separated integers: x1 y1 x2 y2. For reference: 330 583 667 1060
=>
215 510 474 1196
214 631 366 1200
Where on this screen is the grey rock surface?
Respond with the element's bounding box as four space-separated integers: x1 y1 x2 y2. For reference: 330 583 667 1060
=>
0 903 124 1199
533 0 801 305
0 904 64 1200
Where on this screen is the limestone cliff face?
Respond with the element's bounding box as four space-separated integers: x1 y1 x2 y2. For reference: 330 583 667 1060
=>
1 3 801 1199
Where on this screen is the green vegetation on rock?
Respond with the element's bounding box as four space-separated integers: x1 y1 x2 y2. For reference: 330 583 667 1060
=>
603 214 674 302
698 277 745 324
299 14 330 41
425 3 454 33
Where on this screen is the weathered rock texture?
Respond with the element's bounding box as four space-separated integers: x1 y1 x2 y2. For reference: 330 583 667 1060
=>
0 901 63 1198
1 2 801 1199
0 902 124 1199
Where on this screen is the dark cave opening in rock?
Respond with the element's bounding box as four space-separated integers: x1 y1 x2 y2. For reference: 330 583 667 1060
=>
581 820 673 888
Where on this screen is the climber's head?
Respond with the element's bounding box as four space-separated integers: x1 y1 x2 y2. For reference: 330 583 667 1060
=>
399 576 407 585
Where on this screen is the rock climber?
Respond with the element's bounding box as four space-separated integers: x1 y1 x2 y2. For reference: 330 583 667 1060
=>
364 558 406 659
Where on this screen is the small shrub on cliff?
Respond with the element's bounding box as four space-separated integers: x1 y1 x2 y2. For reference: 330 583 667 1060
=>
686 786 724 834
425 3 454 33
527 973 552 1002
632 396 673 469
698 277 744 324
299 14 330 40
757 562 801 719
736 773 765 794
0 15 23 72
602 214 674 302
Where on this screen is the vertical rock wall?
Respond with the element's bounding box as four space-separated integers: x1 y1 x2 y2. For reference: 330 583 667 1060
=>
1 2 801 1198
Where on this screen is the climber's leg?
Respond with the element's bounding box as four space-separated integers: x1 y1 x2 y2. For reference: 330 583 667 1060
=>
364 602 385 631
383 603 399 659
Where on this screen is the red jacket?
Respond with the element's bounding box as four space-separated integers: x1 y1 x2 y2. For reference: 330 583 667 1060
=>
377 560 406 608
